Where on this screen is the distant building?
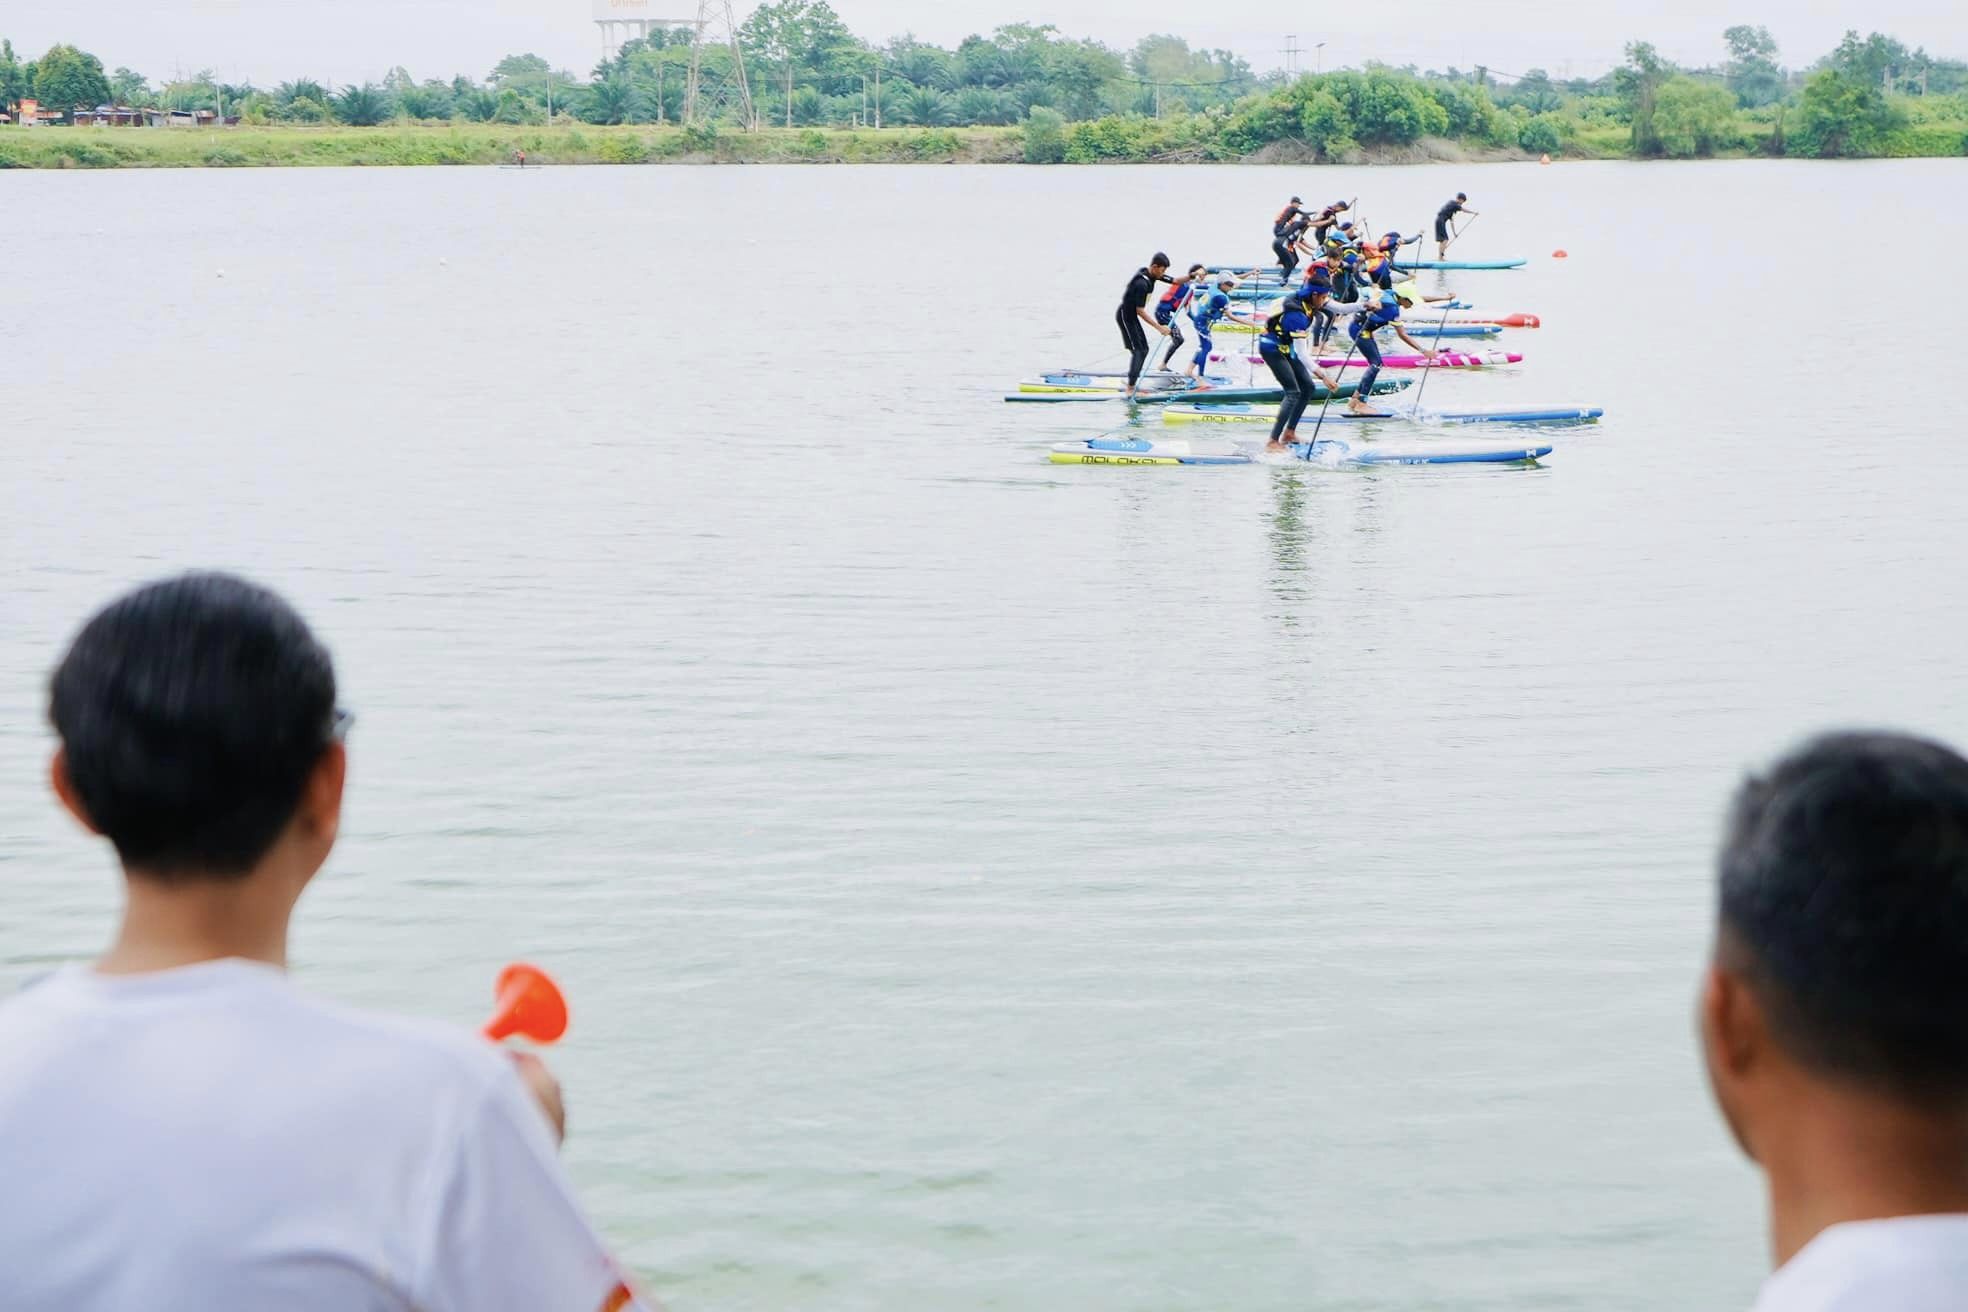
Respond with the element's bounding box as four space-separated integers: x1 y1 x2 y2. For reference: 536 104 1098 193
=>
142 108 219 127
74 105 146 127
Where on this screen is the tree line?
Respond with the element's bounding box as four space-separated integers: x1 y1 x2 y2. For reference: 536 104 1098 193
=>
3 8 1964 161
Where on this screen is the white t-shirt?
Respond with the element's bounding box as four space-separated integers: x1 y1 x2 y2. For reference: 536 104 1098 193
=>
1753 1215 1968 1311
0 959 645 1312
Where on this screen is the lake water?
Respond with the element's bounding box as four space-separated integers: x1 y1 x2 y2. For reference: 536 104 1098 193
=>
3 157 1965 1310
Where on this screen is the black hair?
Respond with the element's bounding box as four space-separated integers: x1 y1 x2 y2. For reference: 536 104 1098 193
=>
1150 251 1170 267
49 572 340 880
1719 731 1968 1101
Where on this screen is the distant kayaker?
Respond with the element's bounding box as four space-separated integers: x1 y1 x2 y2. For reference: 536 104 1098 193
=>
1257 294 1343 454
513 147 527 167
1154 264 1206 372
1435 193 1477 258
1348 288 1437 416
1117 253 1173 400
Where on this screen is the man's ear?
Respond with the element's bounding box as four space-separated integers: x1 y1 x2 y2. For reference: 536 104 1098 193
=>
299 742 347 846
50 749 102 836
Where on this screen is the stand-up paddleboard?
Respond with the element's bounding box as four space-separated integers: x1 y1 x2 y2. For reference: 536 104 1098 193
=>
1046 436 1551 467
1392 258 1527 271
1026 372 1240 393
1161 403 1602 426
1004 378 1412 405
1211 320 1502 339
1215 351 1523 370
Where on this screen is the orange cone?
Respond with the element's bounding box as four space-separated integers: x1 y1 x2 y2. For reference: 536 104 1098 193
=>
482 963 568 1043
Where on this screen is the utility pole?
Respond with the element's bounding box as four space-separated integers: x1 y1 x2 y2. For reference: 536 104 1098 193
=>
874 66 881 128
1315 42 1326 75
684 0 754 130
1282 35 1300 78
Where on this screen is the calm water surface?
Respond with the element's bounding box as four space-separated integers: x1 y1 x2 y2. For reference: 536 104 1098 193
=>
3 159 1965 1310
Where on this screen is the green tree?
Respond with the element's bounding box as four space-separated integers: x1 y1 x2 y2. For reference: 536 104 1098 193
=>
1518 114 1563 154
581 75 645 124
1652 77 1737 156
333 82 390 126
1830 30 1909 92
1299 88 1356 159
491 88 534 124
396 82 454 120
894 84 951 126
739 0 861 95
108 67 150 105
454 87 497 122
33 43 111 110
1790 66 1905 156
1615 41 1672 154
0 40 25 107
1722 25 1785 108
161 71 219 112
277 79 328 106
280 96 331 123
1506 68 1563 114
1023 104 1065 162
490 53 551 91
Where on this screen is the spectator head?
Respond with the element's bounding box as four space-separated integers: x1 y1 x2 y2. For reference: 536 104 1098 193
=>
1703 732 1968 1158
49 573 347 884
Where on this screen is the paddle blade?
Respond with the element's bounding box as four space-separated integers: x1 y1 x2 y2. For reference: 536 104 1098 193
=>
482 963 568 1044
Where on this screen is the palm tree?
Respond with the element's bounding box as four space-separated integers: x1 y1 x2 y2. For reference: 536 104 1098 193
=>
582 76 644 125
896 85 952 126
277 78 328 106
454 88 498 123
955 87 1011 125
333 83 390 126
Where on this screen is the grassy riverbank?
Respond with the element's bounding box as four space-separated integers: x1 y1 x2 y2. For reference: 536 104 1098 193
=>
2 111 1962 169
0 122 1026 168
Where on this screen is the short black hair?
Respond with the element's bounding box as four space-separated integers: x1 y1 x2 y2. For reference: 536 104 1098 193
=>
1150 251 1170 267
49 573 339 880
1720 731 1968 1100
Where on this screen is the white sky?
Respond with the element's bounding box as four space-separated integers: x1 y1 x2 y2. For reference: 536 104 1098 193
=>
4 0 1964 88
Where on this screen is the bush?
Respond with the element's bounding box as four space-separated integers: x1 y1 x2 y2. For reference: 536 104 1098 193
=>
679 120 718 153
1652 78 1738 157
1023 105 1065 163
1299 89 1355 159
597 133 650 163
1789 69 1906 158
1518 115 1563 155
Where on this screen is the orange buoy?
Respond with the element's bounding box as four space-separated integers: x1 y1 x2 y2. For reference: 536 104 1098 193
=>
482 963 569 1043
1552 250 1569 259
1540 153 1551 165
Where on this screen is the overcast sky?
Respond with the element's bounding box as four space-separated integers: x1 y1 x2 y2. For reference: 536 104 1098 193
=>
5 0 1964 88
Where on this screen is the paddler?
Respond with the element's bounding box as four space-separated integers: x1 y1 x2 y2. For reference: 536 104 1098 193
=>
1117 252 1174 400
1311 199 1352 246
1154 263 1207 372
1257 294 1343 454
1183 271 1260 382
1296 248 1340 349
512 147 527 168
1435 192 1477 258
1271 197 1308 276
1347 288 1437 416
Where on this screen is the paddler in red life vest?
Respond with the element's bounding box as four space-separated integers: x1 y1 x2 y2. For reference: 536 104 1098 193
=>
1153 264 1206 373
1296 249 1342 349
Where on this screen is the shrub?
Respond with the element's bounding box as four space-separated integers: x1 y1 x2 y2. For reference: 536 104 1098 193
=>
1518 115 1563 155
1023 105 1065 163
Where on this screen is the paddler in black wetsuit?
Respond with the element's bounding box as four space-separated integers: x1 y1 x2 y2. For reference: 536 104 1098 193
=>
1116 253 1173 400
1271 197 1307 275
1310 199 1351 246
1256 295 1343 454
1435 192 1477 259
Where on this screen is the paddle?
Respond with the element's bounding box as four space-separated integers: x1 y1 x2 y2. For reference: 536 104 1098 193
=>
1444 213 1478 254
1304 336 1359 455
1408 302 1457 418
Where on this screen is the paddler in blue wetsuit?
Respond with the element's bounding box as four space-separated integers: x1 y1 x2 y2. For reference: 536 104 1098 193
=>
1297 249 1341 349
1257 295 1343 454
1154 264 1206 372
1182 272 1260 383
1347 288 1436 416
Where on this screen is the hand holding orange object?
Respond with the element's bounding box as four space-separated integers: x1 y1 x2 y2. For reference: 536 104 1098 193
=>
482 963 568 1043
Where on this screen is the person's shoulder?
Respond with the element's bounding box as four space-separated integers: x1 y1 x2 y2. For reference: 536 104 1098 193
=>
1755 1217 1968 1312
292 989 511 1094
